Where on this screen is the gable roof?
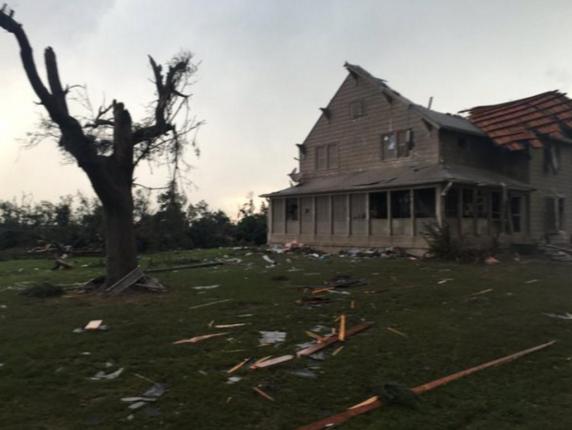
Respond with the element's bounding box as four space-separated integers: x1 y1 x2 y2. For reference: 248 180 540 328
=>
344 63 486 137
464 90 572 150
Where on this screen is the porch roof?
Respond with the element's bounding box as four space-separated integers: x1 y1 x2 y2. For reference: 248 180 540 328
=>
262 164 533 197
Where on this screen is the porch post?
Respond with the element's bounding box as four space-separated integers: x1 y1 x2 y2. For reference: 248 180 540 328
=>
312 196 317 237
268 199 273 235
436 185 444 227
458 187 463 237
410 189 416 236
346 194 351 237
283 198 287 235
365 192 371 236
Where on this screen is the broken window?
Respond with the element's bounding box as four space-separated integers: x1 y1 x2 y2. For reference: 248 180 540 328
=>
285 198 299 221
369 192 388 219
510 196 522 233
381 129 413 160
462 189 475 218
350 100 365 119
543 143 560 174
391 190 411 218
414 188 436 218
445 188 459 217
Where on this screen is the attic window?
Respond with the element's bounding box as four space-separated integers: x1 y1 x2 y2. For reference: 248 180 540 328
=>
315 144 338 170
350 100 365 119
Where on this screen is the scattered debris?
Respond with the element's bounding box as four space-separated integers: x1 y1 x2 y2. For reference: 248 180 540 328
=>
85 320 104 331
525 279 539 284
253 386 275 402
437 278 453 285
288 368 318 379
338 314 347 342
325 274 366 288
262 255 276 266
228 358 251 374
121 383 166 411
226 376 242 384
472 288 493 296
332 346 344 356
543 312 572 320
189 299 232 310
251 354 294 370
296 340 556 430
386 327 408 338
214 323 248 329
297 322 373 357
192 285 220 290
173 332 229 344
484 256 500 265
296 297 332 306
90 367 124 381
259 331 287 346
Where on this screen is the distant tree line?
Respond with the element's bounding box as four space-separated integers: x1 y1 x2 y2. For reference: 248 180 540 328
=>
0 187 267 252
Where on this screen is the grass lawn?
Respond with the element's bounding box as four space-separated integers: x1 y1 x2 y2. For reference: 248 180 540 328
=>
0 249 571 429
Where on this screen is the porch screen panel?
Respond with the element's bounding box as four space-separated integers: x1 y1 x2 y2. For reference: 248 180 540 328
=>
350 194 367 236
271 199 285 234
315 196 330 234
332 195 348 235
300 197 314 234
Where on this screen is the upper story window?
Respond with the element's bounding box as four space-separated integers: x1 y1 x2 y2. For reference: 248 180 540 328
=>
543 142 560 174
350 100 365 119
381 129 413 160
315 144 339 170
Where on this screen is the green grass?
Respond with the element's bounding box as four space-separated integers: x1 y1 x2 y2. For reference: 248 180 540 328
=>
0 249 571 429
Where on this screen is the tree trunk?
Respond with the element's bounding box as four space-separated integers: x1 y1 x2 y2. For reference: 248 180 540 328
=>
102 186 138 286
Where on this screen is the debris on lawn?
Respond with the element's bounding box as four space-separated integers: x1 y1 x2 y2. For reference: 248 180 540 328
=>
146 262 224 274
90 367 124 381
288 368 318 379
227 358 251 374
173 332 229 344
338 314 347 342
472 288 494 296
297 322 373 358
543 312 572 320
325 274 366 288
189 299 232 310
484 256 500 265
226 376 242 384
121 383 166 411
296 340 556 430
85 320 104 331
251 354 294 370
386 327 408 338
259 331 287 346
437 278 453 285
192 284 220 290
262 255 276 266
296 296 332 306
214 323 248 329
332 346 344 356
253 386 275 402
52 257 73 271
525 279 539 284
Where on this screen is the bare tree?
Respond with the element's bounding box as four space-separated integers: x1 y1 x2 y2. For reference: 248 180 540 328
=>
1 6 201 289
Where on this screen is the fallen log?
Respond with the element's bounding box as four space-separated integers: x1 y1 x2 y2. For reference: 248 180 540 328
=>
296 340 556 430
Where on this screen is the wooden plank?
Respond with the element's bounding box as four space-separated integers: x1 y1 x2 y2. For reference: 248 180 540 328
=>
146 262 223 274
296 340 556 430
106 266 144 295
251 354 294 370
296 322 373 357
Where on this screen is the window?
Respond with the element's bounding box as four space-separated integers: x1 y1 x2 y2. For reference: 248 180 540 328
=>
381 129 413 160
391 190 411 218
445 188 459 217
414 188 436 218
543 143 561 174
475 190 487 218
558 198 565 230
369 192 388 219
491 192 501 220
316 144 338 170
286 198 299 221
350 100 365 119
327 144 338 169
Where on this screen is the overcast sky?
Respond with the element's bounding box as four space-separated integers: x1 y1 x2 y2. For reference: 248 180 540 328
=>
1 0 571 216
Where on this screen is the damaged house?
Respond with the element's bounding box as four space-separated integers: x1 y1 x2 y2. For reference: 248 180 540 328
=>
263 63 572 252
